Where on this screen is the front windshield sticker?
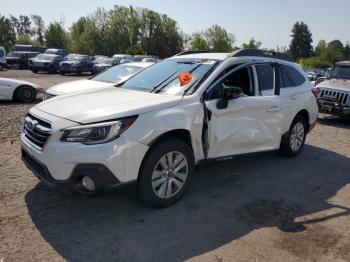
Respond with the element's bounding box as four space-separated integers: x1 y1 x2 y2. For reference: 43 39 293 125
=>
178 71 193 86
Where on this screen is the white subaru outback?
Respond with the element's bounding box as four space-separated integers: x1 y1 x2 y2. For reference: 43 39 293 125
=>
21 49 318 207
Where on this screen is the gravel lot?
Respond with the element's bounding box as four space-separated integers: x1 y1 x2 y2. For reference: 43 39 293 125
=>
0 69 350 262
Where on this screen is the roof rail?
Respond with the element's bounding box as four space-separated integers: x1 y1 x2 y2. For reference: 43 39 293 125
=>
230 49 294 62
174 50 210 56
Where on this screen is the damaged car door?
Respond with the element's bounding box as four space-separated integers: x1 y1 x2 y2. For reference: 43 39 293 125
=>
203 63 284 159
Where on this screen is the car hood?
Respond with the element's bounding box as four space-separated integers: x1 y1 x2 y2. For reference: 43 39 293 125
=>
36 87 182 124
316 78 350 92
46 79 113 95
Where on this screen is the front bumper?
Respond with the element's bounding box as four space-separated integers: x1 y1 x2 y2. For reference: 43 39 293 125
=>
22 149 121 193
318 99 350 116
20 109 149 193
31 65 51 72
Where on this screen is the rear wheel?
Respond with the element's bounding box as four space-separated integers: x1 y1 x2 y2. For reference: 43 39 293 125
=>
32 69 38 74
14 85 36 103
138 137 194 207
60 71 65 75
279 115 307 157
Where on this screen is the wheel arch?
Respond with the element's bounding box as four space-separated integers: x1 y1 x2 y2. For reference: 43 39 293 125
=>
148 129 193 150
12 84 35 101
295 109 310 132
137 129 193 181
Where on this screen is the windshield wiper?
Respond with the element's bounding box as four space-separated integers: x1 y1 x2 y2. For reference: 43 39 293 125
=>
150 72 178 93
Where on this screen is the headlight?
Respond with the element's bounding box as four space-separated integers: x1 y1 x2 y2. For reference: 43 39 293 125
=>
60 116 137 144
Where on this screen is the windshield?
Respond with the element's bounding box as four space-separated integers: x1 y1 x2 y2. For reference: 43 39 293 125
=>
8 52 21 57
329 65 350 80
35 54 56 61
97 58 113 65
64 54 80 61
121 59 217 95
92 64 142 84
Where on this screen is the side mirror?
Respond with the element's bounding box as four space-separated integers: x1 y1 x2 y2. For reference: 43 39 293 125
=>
217 84 242 109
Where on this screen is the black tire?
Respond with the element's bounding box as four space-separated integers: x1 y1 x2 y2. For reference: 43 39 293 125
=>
14 85 36 103
60 71 65 75
137 137 195 208
279 115 307 157
32 69 38 74
75 69 82 76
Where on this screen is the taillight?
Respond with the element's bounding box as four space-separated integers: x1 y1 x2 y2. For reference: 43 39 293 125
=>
311 88 318 98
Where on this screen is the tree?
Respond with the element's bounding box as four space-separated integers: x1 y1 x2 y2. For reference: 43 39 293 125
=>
30 15 45 46
289 21 313 60
205 24 234 52
242 37 262 49
190 33 208 51
0 15 16 51
299 39 346 68
45 22 68 49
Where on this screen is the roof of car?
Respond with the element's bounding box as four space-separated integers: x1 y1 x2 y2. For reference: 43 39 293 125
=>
123 62 154 68
335 61 350 66
173 52 230 60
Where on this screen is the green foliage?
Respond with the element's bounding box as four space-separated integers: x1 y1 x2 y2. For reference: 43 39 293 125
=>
205 25 234 52
242 37 262 49
30 15 45 46
190 33 208 51
16 34 33 45
0 15 16 51
299 39 347 68
45 22 68 49
69 6 183 57
189 25 234 52
289 21 313 60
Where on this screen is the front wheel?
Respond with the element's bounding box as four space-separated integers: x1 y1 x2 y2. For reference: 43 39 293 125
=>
14 85 36 103
279 115 307 157
138 137 195 207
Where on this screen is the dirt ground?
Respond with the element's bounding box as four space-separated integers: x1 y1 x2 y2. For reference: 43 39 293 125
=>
0 69 350 262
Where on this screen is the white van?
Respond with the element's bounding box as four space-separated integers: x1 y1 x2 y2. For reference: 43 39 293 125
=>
0 46 6 70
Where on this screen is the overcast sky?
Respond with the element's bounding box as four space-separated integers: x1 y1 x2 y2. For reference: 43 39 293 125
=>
2 0 349 49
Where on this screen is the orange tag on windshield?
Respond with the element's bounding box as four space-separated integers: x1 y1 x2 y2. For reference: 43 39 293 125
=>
178 71 193 86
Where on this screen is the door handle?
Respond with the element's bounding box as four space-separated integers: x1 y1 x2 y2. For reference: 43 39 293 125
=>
290 94 297 100
266 106 281 113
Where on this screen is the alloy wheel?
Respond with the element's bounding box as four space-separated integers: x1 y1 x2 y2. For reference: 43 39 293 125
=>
290 122 305 152
151 151 188 199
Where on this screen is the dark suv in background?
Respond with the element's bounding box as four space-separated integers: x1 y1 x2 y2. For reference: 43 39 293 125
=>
6 51 39 69
30 54 63 73
59 55 94 75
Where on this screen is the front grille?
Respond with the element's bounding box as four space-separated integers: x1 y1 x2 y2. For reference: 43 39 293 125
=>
23 114 52 150
319 88 349 105
43 92 56 100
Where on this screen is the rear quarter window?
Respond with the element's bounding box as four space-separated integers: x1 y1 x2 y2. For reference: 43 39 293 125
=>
0 50 4 57
283 65 305 86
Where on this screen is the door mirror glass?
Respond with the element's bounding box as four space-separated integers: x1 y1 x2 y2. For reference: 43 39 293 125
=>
217 84 242 109
223 84 242 100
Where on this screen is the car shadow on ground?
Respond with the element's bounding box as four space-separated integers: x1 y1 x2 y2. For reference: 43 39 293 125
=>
25 145 350 262
0 98 42 106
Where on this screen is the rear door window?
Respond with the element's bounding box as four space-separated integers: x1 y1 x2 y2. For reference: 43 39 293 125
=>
255 64 274 95
0 50 4 57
